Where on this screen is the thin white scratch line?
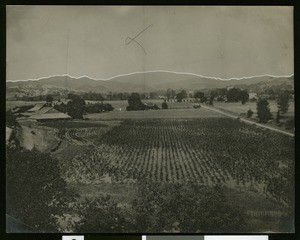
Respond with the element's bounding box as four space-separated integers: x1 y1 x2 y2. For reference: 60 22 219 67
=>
6 70 294 82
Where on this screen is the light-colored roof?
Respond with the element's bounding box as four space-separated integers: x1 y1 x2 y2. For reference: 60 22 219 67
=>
31 113 71 120
21 112 33 117
249 92 258 96
26 106 58 116
6 127 13 142
35 107 57 114
11 107 21 113
145 102 154 106
27 103 45 112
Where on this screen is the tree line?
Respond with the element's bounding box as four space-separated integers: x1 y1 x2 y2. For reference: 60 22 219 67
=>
255 90 293 129
53 94 114 119
12 85 293 104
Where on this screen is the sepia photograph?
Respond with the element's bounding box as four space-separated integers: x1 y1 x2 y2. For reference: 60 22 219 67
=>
6 6 294 233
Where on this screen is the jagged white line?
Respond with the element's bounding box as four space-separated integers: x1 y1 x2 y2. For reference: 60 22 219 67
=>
6 70 294 83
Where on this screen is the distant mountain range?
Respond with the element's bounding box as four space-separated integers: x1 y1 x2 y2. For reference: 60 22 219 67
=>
6 72 294 96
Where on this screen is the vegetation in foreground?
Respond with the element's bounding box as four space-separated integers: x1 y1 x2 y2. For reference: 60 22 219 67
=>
6 140 293 233
6 144 250 233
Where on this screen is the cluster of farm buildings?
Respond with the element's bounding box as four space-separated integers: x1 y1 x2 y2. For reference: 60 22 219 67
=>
12 103 71 122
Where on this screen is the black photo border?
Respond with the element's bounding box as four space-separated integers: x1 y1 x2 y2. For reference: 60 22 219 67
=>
0 1 298 240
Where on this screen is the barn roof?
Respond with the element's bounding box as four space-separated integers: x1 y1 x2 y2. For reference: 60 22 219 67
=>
27 103 45 112
35 106 59 114
31 112 71 120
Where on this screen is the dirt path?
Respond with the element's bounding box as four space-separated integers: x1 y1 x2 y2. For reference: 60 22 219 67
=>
201 104 295 137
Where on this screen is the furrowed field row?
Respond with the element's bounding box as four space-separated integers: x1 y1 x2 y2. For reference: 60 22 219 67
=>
58 118 294 205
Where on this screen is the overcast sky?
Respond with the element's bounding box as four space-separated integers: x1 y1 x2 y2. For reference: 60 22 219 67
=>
6 6 293 80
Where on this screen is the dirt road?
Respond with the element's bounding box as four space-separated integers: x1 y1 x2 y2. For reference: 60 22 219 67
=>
201 104 295 137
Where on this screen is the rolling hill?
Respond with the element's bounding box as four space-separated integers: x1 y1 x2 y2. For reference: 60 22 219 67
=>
6 72 294 96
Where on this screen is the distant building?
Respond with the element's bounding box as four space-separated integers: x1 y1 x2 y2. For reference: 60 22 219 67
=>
27 103 46 113
31 112 71 122
165 98 195 103
182 98 195 103
166 99 177 103
249 93 258 102
25 103 71 122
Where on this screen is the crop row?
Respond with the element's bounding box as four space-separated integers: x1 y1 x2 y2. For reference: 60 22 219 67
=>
59 118 294 205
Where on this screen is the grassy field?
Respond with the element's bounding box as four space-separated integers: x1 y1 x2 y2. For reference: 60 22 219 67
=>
88 99 194 110
214 100 294 118
86 108 223 120
6 99 195 111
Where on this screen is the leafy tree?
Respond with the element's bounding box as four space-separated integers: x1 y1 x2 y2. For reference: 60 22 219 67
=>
210 90 218 99
276 110 281 125
239 90 249 104
150 92 158 99
277 91 290 114
85 103 114 113
209 96 214 105
75 196 130 232
6 147 77 232
256 98 272 123
194 91 205 102
285 118 294 130
45 95 53 104
181 90 188 99
217 96 224 102
176 92 184 102
82 92 105 102
107 91 113 100
6 110 18 127
67 95 86 119
132 181 247 232
152 104 160 110
166 88 176 100
127 93 146 111
226 88 241 102
140 93 147 100
102 103 114 112
128 93 141 107
265 88 276 100
116 92 129 101
162 102 169 109
54 102 67 113
67 92 77 100
217 88 227 96
247 109 253 118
